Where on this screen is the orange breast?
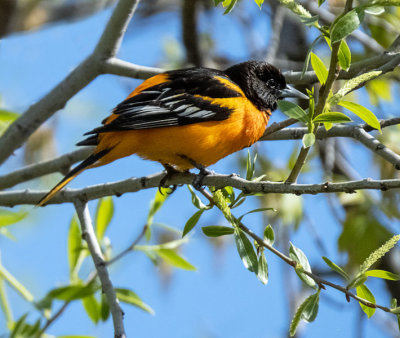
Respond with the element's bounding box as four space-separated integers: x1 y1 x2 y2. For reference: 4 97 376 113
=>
95 97 270 170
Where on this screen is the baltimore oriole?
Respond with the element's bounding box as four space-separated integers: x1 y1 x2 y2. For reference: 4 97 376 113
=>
38 61 307 206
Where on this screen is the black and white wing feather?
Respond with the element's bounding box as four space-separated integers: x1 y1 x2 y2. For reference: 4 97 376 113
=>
83 68 243 136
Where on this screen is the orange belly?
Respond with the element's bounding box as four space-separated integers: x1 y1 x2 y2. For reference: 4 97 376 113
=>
95 97 270 170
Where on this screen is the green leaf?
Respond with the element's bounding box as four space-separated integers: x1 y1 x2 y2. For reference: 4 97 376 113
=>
347 274 368 289
202 225 234 237
255 0 264 8
338 40 351 71
47 282 99 301
322 256 350 280
330 8 365 44
0 263 33 302
82 295 100 324
115 288 154 315
318 0 325 6
299 15 320 27
263 224 275 246
0 110 19 135
0 278 13 326
0 209 28 227
313 112 352 124
364 6 385 15
277 101 308 123
155 248 196 271
246 151 258 180
302 133 315 148
257 252 269 285
237 207 275 222
187 185 209 210
182 209 204 237
301 35 324 78
310 53 328 85
359 234 400 274
146 188 170 240
95 197 114 241
100 293 110 321
222 0 238 14
289 243 316 288
365 269 400 281
338 101 381 132
302 290 320 322
289 292 319 337
234 228 258 273
356 284 376 318
68 215 86 282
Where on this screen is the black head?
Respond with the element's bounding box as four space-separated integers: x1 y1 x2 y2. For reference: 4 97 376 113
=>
224 61 290 111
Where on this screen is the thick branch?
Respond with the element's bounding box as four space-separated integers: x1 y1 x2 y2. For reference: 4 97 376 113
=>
2 173 400 206
74 199 126 338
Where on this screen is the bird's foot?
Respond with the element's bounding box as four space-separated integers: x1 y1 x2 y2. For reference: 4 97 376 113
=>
159 164 181 195
192 167 214 191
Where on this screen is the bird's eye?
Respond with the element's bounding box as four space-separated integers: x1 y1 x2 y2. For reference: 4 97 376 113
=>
266 79 277 88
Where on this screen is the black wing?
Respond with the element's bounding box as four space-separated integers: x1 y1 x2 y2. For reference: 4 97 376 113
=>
85 68 243 135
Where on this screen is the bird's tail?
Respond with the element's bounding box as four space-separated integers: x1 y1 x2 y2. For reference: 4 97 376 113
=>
37 149 111 206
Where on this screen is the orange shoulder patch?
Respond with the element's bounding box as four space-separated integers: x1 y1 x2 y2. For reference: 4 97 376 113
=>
126 74 169 99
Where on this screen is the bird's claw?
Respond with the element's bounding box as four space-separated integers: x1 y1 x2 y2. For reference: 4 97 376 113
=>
192 167 214 191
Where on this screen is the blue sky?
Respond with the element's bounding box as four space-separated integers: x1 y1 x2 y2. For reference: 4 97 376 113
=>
0 3 396 337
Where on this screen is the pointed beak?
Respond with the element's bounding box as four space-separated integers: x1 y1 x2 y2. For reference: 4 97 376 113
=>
280 85 308 100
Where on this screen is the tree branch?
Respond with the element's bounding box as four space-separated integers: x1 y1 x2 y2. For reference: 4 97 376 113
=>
0 147 93 190
0 0 142 166
74 199 126 338
2 173 400 206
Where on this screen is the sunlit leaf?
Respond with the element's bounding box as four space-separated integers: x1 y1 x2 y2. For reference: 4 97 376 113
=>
312 112 352 124
263 224 275 246
155 249 196 271
237 207 275 222
187 185 209 210
338 101 381 132
365 6 385 15
255 0 264 8
302 133 315 148
82 295 100 324
365 269 400 280
0 263 33 302
47 282 99 301
277 101 308 123
330 8 365 44
322 256 350 280
202 225 234 237
289 243 316 288
302 35 324 78
234 229 258 273
115 288 154 315
182 209 204 237
302 290 320 322
257 252 269 285
338 40 351 70
356 284 376 318
95 197 114 241
310 53 328 85
0 209 28 227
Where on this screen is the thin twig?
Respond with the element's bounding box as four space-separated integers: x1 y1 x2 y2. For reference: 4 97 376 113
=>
0 148 93 190
74 199 126 338
107 224 148 265
36 301 71 337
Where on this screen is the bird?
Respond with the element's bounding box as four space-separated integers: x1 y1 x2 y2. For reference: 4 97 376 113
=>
38 61 307 206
